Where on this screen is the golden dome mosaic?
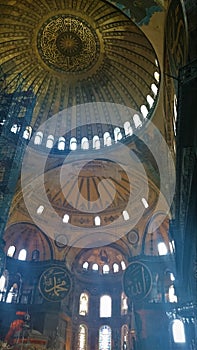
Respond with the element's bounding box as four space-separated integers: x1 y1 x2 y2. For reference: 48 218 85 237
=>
37 15 100 73
0 0 160 130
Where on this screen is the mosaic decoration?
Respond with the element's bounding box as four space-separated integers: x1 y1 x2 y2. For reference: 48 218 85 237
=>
106 0 163 25
37 15 100 73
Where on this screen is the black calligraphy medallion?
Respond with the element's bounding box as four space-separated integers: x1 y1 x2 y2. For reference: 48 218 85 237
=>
123 261 152 301
39 266 71 302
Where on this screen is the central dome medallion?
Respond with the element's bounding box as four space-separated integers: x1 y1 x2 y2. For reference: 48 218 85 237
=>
37 15 100 73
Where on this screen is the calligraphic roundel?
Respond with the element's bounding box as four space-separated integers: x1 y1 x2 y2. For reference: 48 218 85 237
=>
123 261 152 301
39 266 71 302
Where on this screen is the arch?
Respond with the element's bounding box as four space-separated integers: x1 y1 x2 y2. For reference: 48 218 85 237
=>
103 132 112 146
151 83 158 96
113 263 119 273
94 216 101 226
140 105 149 118
99 325 111 350
154 71 160 82
7 245 16 258
172 320 186 343
79 292 89 316
114 127 122 142
10 124 19 134
58 136 65 150
121 292 128 315
77 324 88 350
32 249 40 261
102 264 109 274
124 121 133 136
34 131 43 145
4 222 54 261
100 295 112 318
141 212 171 256
121 324 129 349
81 137 89 150
92 263 99 271
18 249 27 261
37 205 44 215
93 135 100 149
23 126 32 140
46 134 54 149
82 261 89 270
133 114 142 128
146 94 154 108
70 137 77 150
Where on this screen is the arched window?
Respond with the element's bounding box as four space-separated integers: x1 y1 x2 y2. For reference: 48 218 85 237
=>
63 214 69 223
0 275 6 293
154 71 160 82
11 124 19 134
79 293 89 316
92 263 99 271
93 135 100 149
23 126 32 140
81 137 89 150
7 245 16 258
158 242 168 256
82 262 89 270
58 137 65 150
103 132 112 146
102 264 109 274
172 320 186 343
168 285 177 303
34 131 43 145
121 261 126 270
124 121 133 136
6 282 19 303
77 324 88 350
18 249 27 261
94 216 101 226
32 249 40 261
146 94 154 108
114 127 122 142
70 137 77 150
121 292 128 315
151 83 158 96
121 325 129 350
46 134 54 149
37 205 44 215
113 263 119 273
140 105 149 118
122 210 129 221
100 295 112 318
133 114 142 128
99 325 111 350
141 198 149 208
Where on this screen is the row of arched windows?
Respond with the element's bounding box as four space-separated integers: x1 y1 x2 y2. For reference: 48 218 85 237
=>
78 292 128 317
77 324 128 350
7 246 40 261
33 118 146 151
82 260 126 274
76 319 186 350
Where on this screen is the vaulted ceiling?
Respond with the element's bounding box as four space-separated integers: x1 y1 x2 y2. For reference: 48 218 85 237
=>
0 0 172 265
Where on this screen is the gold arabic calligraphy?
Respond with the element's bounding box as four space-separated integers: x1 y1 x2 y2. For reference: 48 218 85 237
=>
124 262 152 300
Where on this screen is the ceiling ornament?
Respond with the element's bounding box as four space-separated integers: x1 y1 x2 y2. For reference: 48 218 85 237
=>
37 15 100 73
0 0 160 129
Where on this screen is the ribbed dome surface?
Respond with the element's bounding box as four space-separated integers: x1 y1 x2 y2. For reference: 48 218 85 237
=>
0 0 160 132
